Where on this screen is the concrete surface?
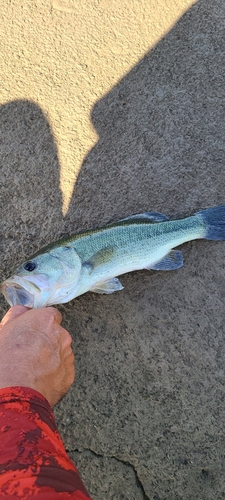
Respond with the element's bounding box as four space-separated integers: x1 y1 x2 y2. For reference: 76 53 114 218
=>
1 1 225 499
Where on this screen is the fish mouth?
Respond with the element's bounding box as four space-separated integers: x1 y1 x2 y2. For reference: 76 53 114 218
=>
1 274 50 308
1 282 35 307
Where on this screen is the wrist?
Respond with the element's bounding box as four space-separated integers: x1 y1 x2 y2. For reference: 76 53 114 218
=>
0 370 37 394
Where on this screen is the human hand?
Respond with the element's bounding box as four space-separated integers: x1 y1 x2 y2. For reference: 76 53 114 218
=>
0 306 75 406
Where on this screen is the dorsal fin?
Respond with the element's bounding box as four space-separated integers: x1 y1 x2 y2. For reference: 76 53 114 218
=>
117 211 169 224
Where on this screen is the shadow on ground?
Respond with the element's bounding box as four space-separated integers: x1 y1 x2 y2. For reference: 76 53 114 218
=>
1 1 225 498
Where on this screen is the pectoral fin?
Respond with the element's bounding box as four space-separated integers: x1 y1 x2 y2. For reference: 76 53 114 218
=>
90 278 124 294
83 246 115 273
119 211 169 223
148 250 183 271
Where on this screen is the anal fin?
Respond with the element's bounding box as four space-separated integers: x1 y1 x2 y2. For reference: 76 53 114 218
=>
90 277 124 294
147 250 183 271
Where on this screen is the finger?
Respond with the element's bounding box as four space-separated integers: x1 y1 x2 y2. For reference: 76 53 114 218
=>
0 306 30 327
64 345 75 359
62 341 75 364
59 327 73 349
68 363 75 385
63 363 75 393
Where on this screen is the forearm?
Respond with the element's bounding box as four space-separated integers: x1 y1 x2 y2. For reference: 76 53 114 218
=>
0 387 91 500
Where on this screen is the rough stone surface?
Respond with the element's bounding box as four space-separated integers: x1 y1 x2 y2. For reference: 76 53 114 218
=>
1 1 225 499
70 450 146 500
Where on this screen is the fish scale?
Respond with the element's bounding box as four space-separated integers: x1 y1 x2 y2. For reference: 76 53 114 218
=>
1 206 225 308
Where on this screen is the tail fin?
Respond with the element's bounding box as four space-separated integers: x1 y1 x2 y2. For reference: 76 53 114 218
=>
196 206 225 240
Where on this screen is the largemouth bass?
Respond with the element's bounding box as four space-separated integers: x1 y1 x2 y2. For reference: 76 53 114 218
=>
1 206 225 308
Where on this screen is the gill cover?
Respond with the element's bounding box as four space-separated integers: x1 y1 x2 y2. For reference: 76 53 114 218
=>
36 245 82 305
48 246 82 283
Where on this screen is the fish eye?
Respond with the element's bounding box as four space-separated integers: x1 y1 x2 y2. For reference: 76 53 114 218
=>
23 261 36 272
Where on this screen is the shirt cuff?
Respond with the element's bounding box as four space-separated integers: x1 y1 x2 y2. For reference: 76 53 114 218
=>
0 386 50 407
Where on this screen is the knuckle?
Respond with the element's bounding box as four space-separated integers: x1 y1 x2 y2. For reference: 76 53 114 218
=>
46 307 62 325
61 328 72 347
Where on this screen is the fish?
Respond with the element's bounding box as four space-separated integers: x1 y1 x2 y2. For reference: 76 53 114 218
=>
1 206 225 308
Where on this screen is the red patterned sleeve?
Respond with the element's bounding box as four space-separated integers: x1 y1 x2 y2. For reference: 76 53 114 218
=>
0 386 92 499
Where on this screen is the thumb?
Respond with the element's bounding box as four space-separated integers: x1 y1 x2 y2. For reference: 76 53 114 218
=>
0 306 30 328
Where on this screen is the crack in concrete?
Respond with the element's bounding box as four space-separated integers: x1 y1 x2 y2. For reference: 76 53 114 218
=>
68 446 150 500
